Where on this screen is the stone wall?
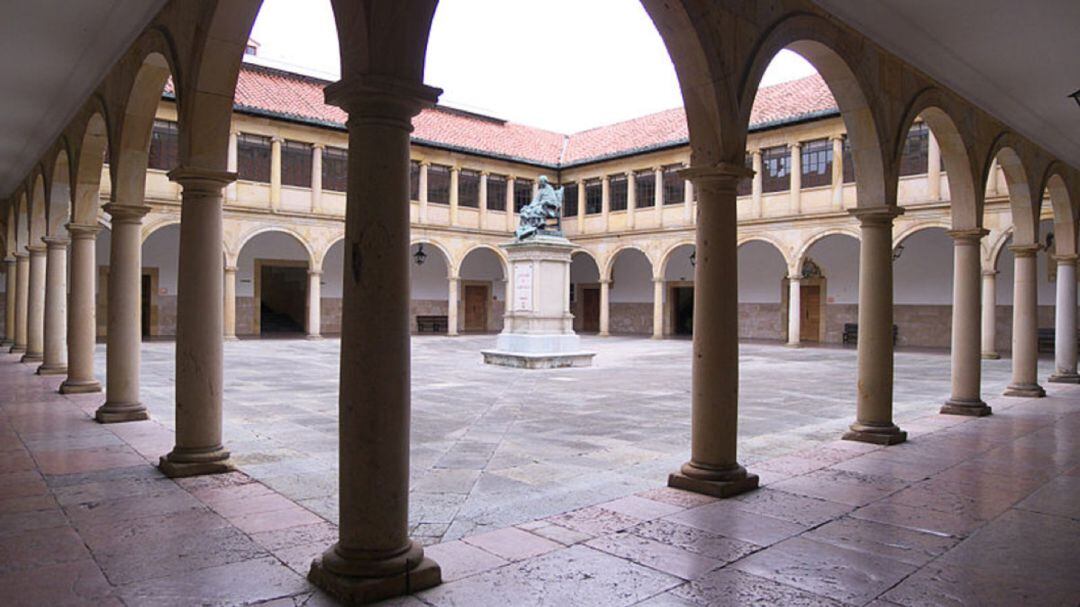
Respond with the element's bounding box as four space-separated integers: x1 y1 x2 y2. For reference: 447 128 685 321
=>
321 298 342 335
237 296 256 336
824 304 859 344
149 295 177 337
610 302 652 335
411 299 448 333
739 303 784 341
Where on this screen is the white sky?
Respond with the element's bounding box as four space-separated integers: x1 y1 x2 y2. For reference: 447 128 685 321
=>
249 0 816 133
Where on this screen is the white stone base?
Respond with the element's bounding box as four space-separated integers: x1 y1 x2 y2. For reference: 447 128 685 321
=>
495 332 583 354
481 349 596 369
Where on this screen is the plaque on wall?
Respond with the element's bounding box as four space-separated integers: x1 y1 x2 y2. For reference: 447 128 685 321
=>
514 263 533 311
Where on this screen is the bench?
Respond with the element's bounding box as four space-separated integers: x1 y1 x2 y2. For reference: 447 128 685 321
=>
842 323 899 346
416 315 448 334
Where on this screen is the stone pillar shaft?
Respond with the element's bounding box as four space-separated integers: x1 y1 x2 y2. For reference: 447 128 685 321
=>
223 266 238 341
449 167 459 226
668 163 758 498
22 245 46 362
598 279 610 337
505 176 515 232
576 179 586 234
927 131 942 201
830 136 844 210
95 204 149 423
652 278 663 339
305 270 322 339
447 275 459 337
942 230 990 416
11 254 28 353
981 270 1000 359
1005 245 1045 397
751 151 763 218
62 225 101 393
787 276 801 347
38 237 69 374
270 136 283 211
789 143 802 215
419 162 429 223
2 258 14 346
311 144 324 214
844 207 906 445
159 169 235 477
1049 256 1079 383
627 171 636 230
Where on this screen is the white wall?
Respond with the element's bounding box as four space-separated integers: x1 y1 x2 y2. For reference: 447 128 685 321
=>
894 228 952 305
95 226 111 297
804 235 859 304
142 224 180 293
610 249 652 303
410 243 448 300
322 240 343 298
664 245 694 282
738 241 786 303
995 219 1056 306
460 248 505 302
570 253 600 283
236 231 309 297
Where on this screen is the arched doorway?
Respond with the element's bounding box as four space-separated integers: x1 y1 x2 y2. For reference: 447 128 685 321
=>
410 241 450 334
607 248 653 335
801 233 860 343
458 246 506 333
663 244 695 336
737 240 788 341
893 227 953 347
236 230 313 337
570 251 600 333
322 239 345 336
140 223 180 339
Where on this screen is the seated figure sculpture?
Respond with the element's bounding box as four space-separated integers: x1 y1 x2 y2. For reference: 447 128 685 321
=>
515 175 564 241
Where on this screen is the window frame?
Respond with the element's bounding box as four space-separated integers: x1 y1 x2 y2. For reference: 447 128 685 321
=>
634 170 656 208
760 145 791 194
662 165 685 205
486 174 507 211
513 178 533 213
609 174 628 212
800 138 833 189
427 164 451 204
236 133 272 183
562 182 579 217
148 119 179 172
322 146 348 192
458 169 480 208
281 140 313 188
584 180 603 215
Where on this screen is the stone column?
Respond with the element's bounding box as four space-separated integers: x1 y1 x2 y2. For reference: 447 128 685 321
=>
419 161 430 223
1005 245 1045 397
478 172 488 226
3 257 15 347
652 277 663 339
751 150 763 218
981 270 1000 359
223 266 238 341
1049 255 1080 383
38 236 69 375
22 245 46 363
307 269 322 339
927 131 941 201
653 167 664 227
62 225 102 393
786 276 801 347
225 130 238 202
601 175 611 232
311 143 324 214
10 253 28 354
626 171 636 230
306 78 441 603
844 207 907 445
598 279 610 337
941 229 991 416
505 176 516 232
830 136 844 210
449 167 459 226
159 168 236 476
447 274 459 337
684 177 694 224
668 163 758 498
95 204 149 423
576 179 586 234
270 136 283 211
789 142 802 215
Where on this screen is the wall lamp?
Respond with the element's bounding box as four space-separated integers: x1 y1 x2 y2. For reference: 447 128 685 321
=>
892 244 905 261
413 243 428 266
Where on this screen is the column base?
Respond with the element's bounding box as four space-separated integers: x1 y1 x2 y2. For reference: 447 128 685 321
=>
1048 372 1080 384
36 364 67 376
668 462 759 498
843 422 907 446
940 398 992 417
784 342 802 349
308 543 441 605
981 352 1001 360
224 335 239 342
305 334 324 341
8 345 25 354
651 334 663 340
20 352 43 363
158 446 234 478
59 379 102 394
95 401 150 424
1003 383 1045 398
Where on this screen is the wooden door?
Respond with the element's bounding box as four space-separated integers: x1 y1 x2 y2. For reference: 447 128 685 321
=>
581 287 600 332
800 284 821 342
463 284 488 331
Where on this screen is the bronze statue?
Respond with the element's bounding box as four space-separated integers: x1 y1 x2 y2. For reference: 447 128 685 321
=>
515 175 564 240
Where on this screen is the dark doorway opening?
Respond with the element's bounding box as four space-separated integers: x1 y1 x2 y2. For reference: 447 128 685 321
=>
673 286 694 336
581 286 600 333
260 264 306 335
141 274 152 338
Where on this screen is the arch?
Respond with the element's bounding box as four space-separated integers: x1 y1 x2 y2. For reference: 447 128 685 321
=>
736 235 792 271
741 14 890 207
409 237 454 276
894 89 981 229
658 240 696 279
893 220 953 250
1039 165 1077 258
793 227 861 275
141 218 182 245
458 244 508 280
72 107 110 226
15 192 28 251
235 226 317 268
113 50 177 208
988 228 1015 271
47 144 73 236
984 134 1039 246
29 173 47 244
601 245 654 282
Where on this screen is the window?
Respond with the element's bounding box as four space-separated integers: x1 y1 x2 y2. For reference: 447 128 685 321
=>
487 174 507 211
634 170 655 208
609 175 628 211
801 139 832 189
281 140 312 188
237 134 271 182
761 145 790 193
323 147 348 192
584 180 603 214
737 154 753 197
409 161 420 200
899 123 929 176
842 137 855 183
459 169 480 208
428 164 451 204
562 182 578 217
148 120 178 171
662 165 684 205
513 179 533 213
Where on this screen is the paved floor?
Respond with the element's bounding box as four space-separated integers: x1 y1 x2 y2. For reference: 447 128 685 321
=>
0 338 1075 606
97 336 1049 545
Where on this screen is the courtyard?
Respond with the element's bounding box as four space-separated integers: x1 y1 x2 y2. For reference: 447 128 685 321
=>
96 336 1050 545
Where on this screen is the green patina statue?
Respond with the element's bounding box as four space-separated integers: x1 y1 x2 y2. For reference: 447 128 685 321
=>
515 175 564 241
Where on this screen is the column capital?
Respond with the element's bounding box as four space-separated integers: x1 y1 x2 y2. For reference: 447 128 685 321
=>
102 203 151 223
42 236 70 248
1008 244 1041 258
982 269 999 277
848 206 904 226
167 167 237 192
829 134 845 143
789 141 802 150
1052 253 1079 265
947 228 990 243
447 273 460 282
270 135 285 144
13 251 28 259
450 166 460 174
312 142 326 151
66 223 101 239
751 148 763 157
680 163 753 195
323 74 441 123
788 274 802 282
419 160 431 168
26 244 46 255
653 276 665 283
2 256 14 265
224 265 238 274
308 269 323 277
479 171 489 178
599 279 612 286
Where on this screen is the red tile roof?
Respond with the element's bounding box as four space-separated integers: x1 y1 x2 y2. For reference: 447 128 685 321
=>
219 63 838 167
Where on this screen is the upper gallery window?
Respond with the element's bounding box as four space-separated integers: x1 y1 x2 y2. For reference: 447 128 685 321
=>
281 140 312 188
487 174 507 211
662 165 685 205
585 180 603 214
899 123 929 176
609 174 628 212
427 164 451 204
634 170 655 208
761 145 791 193
459 169 480 208
148 120 178 171
323 147 348 192
513 178 533 213
800 138 832 189
237 134 272 183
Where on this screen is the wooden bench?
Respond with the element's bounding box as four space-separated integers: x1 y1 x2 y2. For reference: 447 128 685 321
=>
416 315 448 334
842 323 899 346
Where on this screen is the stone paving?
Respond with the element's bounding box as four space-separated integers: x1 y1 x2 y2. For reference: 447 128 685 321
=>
0 339 1075 605
97 336 1050 545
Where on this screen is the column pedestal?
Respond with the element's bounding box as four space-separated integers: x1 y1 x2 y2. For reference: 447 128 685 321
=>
61 224 102 394
1004 244 1045 397
21 245 46 363
843 207 906 445
38 236 70 375
9 253 28 354
1048 255 1080 383
667 163 758 498
940 229 991 416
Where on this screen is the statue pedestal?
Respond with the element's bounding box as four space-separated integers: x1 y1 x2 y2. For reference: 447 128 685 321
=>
482 235 595 369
